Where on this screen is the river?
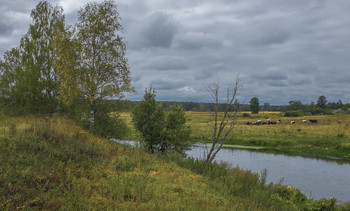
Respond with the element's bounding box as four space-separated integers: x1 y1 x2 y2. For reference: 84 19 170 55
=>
114 140 350 202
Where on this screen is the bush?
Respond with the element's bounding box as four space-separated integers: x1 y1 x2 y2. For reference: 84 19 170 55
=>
242 113 251 117
66 99 129 139
284 110 303 117
131 87 192 154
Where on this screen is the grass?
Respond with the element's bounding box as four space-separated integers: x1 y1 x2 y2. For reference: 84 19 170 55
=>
1 115 348 210
120 111 350 161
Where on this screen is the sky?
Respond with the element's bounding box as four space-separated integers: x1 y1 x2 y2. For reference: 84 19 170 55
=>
1 0 350 105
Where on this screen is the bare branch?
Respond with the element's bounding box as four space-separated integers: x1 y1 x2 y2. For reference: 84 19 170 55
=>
205 75 241 163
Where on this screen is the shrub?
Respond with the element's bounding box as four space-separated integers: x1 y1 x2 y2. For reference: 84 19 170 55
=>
284 110 303 117
242 113 251 117
131 87 192 154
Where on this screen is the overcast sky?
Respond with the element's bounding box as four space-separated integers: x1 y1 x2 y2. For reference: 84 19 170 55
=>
1 0 350 105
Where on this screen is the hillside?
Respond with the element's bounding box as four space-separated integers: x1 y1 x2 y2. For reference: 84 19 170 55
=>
0 115 344 210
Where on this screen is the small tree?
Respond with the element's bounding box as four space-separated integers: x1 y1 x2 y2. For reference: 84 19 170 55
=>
250 97 259 114
288 100 304 110
317 95 327 109
205 77 241 163
132 86 191 154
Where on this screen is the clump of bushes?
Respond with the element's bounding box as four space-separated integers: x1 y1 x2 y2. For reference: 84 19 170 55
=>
131 86 192 154
242 113 251 117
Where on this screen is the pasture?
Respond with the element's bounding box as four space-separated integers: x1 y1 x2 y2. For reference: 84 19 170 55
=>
120 111 350 160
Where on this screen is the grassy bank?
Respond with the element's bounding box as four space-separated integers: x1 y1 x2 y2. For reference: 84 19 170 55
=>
121 111 350 161
1 115 347 210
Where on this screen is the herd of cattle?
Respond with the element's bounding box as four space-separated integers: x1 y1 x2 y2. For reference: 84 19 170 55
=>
245 119 318 125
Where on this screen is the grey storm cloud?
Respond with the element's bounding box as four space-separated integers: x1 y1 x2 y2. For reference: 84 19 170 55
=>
145 55 188 71
174 32 223 50
128 12 178 49
253 67 288 81
151 78 185 91
1 0 350 104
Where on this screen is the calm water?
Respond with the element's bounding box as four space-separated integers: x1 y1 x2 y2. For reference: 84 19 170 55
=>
114 140 350 202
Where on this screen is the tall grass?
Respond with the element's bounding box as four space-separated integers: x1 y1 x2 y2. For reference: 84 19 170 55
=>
166 154 340 210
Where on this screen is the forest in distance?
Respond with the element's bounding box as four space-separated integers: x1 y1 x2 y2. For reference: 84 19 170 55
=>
109 97 348 113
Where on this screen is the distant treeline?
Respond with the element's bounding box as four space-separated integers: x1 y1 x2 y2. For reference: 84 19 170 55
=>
109 100 270 112
109 99 349 115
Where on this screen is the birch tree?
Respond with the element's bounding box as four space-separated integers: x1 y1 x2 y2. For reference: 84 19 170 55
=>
74 0 133 126
205 76 241 163
21 1 65 114
0 48 23 113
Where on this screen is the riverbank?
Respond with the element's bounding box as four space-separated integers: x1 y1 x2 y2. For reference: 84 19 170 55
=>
120 111 350 161
1 115 346 210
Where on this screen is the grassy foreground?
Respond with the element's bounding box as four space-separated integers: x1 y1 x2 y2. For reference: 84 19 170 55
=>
121 111 350 161
1 115 348 210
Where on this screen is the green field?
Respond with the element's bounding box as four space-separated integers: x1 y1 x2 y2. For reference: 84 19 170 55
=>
1 115 346 210
121 111 350 161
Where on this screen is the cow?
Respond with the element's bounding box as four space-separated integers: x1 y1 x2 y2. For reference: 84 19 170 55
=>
302 120 307 123
309 119 318 124
291 121 295 124
245 122 252 125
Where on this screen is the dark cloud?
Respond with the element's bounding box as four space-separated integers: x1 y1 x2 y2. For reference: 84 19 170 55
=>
250 30 289 46
128 12 178 49
145 55 188 71
151 78 185 91
0 19 14 36
1 0 350 104
194 69 216 80
252 67 288 81
174 32 223 50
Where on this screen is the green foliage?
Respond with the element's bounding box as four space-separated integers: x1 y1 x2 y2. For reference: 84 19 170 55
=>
284 110 305 117
0 48 24 114
250 97 260 114
242 113 251 117
132 87 191 154
0 1 133 140
90 103 129 139
343 103 350 111
317 95 328 109
21 1 65 114
67 0 134 125
288 100 304 110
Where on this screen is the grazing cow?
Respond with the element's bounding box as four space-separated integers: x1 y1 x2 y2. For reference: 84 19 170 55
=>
309 119 318 124
257 120 262 125
245 122 252 125
302 120 307 123
291 121 295 124
262 122 267 125
269 121 277 125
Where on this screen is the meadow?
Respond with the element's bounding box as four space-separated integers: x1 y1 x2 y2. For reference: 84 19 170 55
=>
1 115 346 210
120 111 350 161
